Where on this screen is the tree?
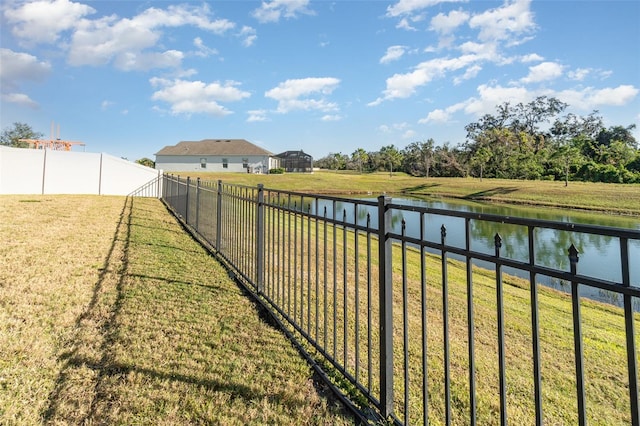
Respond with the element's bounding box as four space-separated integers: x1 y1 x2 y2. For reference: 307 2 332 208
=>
402 139 435 177
379 145 402 177
432 143 466 177
471 146 492 181
0 122 44 148
351 148 368 173
136 158 155 168
332 152 348 171
549 136 586 187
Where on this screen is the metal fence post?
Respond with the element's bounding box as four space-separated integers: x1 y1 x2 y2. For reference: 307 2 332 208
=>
195 178 200 230
185 177 190 225
569 244 586 426
216 180 223 251
620 237 639 426
256 184 265 295
378 195 394 419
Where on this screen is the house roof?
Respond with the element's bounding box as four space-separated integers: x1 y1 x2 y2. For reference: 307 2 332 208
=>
276 150 313 159
155 139 273 157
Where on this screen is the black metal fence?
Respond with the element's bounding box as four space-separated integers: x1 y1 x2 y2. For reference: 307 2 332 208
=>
161 174 639 426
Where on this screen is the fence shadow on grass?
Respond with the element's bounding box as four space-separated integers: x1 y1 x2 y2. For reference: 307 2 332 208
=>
462 186 519 199
43 196 353 425
43 196 132 424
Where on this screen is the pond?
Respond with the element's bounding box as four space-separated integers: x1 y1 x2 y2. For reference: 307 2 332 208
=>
309 195 640 307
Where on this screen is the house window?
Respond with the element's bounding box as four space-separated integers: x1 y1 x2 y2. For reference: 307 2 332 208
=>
200 158 207 169
242 158 249 168
222 158 228 169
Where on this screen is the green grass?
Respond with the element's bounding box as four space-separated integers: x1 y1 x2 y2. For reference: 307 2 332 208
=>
221 202 639 425
0 195 353 425
2 177 638 425
178 171 640 216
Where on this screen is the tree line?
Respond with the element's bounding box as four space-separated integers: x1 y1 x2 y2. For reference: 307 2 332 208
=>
315 96 640 184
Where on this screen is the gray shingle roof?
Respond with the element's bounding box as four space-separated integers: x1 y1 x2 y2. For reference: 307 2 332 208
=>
156 139 273 156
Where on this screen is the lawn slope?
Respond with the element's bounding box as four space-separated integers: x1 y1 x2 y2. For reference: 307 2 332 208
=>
0 195 353 425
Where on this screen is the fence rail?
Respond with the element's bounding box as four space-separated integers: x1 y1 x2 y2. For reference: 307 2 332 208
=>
161 174 640 426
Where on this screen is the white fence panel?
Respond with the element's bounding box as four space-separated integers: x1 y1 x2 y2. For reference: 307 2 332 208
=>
100 155 161 195
0 147 45 194
44 150 101 194
0 146 160 196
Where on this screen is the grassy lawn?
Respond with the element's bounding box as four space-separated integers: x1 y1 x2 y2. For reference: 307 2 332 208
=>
177 171 640 216
252 208 639 425
0 195 353 425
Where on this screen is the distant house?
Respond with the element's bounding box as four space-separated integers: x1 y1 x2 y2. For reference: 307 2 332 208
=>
155 139 280 173
276 150 313 173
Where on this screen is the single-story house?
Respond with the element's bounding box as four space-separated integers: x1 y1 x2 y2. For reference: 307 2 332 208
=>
276 150 313 173
155 139 280 173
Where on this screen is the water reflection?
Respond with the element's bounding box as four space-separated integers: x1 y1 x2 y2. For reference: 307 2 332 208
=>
305 195 640 307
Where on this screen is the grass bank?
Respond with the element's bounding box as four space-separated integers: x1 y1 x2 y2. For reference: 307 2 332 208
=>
178 171 640 216
245 207 639 425
0 195 353 425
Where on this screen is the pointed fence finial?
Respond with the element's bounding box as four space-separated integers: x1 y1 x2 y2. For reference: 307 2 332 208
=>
494 233 503 257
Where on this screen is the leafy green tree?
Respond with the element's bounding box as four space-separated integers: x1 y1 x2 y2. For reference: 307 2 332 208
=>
351 148 369 173
464 96 568 180
0 122 44 148
549 112 609 184
402 139 435 177
332 152 348 171
136 158 155 168
379 145 403 177
549 136 586 186
432 143 466 177
471 146 492 181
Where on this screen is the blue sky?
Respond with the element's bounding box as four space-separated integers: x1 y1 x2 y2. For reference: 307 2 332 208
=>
1 0 639 161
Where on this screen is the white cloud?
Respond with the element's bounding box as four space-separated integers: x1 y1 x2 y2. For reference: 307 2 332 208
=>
193 37 218 58
458 41 499 59
380 45 407 64
265 77 340 113
402 129 417 139
429 83 639 127
150 77 251 116
115 50 184 71
239 26 257 47
0 48 50 108
247 109 269 122
1 93 39 109
321 114 342 121
396 17 417 31
520 53 544 63
0 48 51 89
430 9 469 34
101 100 114 110
420 108 450 123
386 0 460 18
521 61 564 84
66 5 234 70
454 64 482 85
5 2 235 71
467 84 532 115
468 0 535 42
376 1 539 106
252 0 314 23
128 4 234 34
568 68 590 81
4 0 95 45
419 101 466 124
375 54 480 102
556 85 639 109
378 122 411 133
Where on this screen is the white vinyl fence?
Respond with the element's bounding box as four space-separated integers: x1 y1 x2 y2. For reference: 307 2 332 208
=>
0 146 161 196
